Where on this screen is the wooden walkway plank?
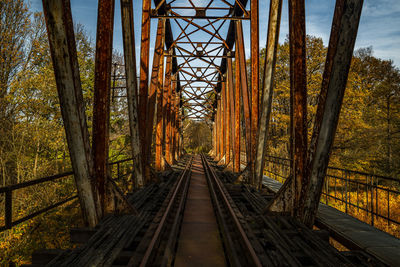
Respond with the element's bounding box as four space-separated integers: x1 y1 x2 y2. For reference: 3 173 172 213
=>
262 175 400 267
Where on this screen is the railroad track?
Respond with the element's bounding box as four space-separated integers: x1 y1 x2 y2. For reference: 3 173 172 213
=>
26 155 381 266
128 156 194 266
130 154 269 266
200 154 270 266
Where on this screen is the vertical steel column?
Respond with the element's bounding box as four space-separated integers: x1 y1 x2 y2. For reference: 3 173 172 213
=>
42 0 98 227
255 0 282 189
234 48 241 172
213 121 217 155
139 0 151 175
174 85 180 161
227 57 235 167
221 81 226 160
250 0 260 184
120 0 144 187
155 20 166 171
302 0 363 226
289 0 308 214
92 0 115 214
215 97 219 159
235 21 252 167
147 19 165 173
164 54 173 165
170 78 176 162
177 110 181 159
225 76 230 164
217 94 222 160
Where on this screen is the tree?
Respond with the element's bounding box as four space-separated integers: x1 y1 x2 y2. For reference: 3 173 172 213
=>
183 121 212 153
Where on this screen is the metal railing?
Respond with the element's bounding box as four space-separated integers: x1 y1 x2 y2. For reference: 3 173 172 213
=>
0 158 133 232
264 155 400 228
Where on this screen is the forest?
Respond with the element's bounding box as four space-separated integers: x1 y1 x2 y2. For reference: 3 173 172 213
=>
1 0 399 265
258 36 400 178
0 1 132 264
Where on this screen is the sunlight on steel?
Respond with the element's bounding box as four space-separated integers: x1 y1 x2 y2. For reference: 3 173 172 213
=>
154 0 246 122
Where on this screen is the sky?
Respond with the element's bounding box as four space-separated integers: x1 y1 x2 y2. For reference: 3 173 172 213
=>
28 0 400 68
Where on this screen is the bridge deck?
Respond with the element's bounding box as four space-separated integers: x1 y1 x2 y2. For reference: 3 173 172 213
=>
24 158 393 266
174 156 226 266
263 176 400 267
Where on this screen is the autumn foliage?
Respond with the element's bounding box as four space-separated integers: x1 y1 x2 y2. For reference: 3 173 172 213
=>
0 0 399 265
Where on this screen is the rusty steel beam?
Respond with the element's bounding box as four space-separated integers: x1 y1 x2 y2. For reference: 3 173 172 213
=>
171 79 177 162
289 0 308 215
155 19 166 171
168 54 235 58
235 21 252 166
216 95 222 160
227 57 235 167
266 2 296 212
250 0 259 185
224 76 230 164
154 0 178 74
212 121 216 156
150 15 250 21
145 19 164 173
175 104 181 160
219 0 249 76
120 0 144 187
234 47 241 172
302 0 363 227
215 96 219 159
92 0 115 215
164 54 173 165
42 0 99 226
139 0 151 176
255 0 282 189
221 81 226 160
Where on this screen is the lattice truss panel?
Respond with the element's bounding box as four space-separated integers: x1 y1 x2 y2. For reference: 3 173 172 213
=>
154 0 248 122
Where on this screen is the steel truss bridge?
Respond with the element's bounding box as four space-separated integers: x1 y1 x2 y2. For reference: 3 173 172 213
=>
1 0 400 266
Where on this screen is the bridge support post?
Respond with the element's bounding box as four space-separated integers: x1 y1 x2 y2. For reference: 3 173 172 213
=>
266 0 363 227
235 21 252 170
155 19 166 171
301 0 363 227
250 0 260 185
120 0 144 187
42 0 99 227
215 95 221 160
234 48 241 173
266 0 307 215
289 0 308 217
254 0 282 189
139 0 151 180
171 78 176 163
227 57 235 168
164 54 173 165
92 0 118 215
220 88 225 162
223 79 229 164
174 84 180 161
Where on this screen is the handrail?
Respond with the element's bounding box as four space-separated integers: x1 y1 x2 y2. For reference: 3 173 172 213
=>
0 171 74 194
0 158 133 232
264 155 400 229
265 155 400 182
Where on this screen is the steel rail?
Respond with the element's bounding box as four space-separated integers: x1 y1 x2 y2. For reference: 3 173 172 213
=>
200 154 262 267
138 156 193 267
